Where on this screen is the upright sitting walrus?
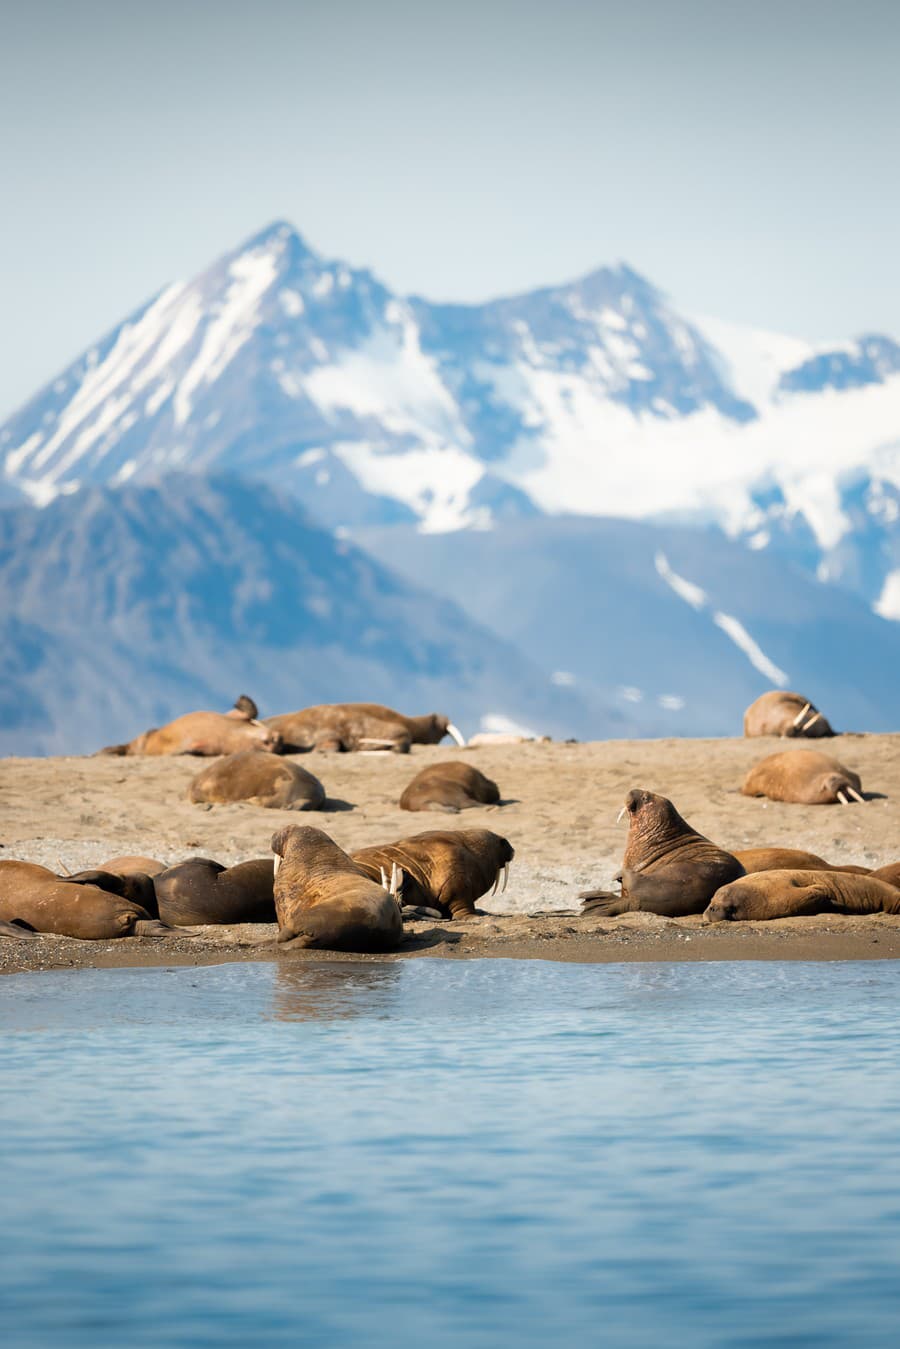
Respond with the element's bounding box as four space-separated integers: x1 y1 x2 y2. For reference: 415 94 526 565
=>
743 691 835 739
271 825 403 951
99 696 282 757
153 858 277 925
352 829 514 918
264 703 465 754
0 860 180 939
705 870 900 922
399 761 500 813
188 751 326 810
579 789 745 917
741 749 866 805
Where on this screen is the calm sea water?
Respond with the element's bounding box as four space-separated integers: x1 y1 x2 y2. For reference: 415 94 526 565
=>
1 958 899 1348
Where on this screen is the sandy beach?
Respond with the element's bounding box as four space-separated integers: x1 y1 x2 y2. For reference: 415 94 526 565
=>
2 732 899 975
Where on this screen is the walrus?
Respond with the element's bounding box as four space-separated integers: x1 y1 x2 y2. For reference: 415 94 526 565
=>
0 860 180 939
579 789 745 917
96 855 167 877
741 749 866 805
399 761 500 813
743 691 835 739
264 703 465 754
153 858 277 925
871 862 900 890
271 825 403 951
704 869 900 922
98 696 282 757
352 829 514 918
187 751 326 810
734 847 871 876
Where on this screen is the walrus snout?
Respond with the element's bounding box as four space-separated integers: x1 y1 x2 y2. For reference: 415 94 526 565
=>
823 774 866 806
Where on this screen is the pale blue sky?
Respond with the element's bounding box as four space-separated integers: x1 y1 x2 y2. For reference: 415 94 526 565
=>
2 0 898 418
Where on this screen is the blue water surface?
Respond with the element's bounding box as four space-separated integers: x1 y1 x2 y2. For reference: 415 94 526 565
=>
1 958 899 1348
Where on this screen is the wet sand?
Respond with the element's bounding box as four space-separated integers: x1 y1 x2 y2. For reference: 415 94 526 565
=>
2 733 899 974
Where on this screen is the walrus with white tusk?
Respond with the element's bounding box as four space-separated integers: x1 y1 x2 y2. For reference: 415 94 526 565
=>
271 825 403 952
187 751 326 810
704 870 900 922
399 761 500 813
743 691 835 739
0 860 183 939
263 703 465 754
740 749 866 805
98 696 282 757
579 789 744 917
352 829 514 919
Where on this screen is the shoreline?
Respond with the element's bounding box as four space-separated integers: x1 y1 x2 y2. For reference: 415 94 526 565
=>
4 910 900 976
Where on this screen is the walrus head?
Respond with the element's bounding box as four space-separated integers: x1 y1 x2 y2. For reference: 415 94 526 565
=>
414 714 466 747
821 772 865 806
703 882 742 923
230 695 259 721
618 788 702 866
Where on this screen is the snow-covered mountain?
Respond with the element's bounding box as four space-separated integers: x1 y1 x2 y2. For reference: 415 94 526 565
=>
3 218 898 615
358 516 900 738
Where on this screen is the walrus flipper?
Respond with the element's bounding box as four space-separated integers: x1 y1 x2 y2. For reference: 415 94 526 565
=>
579 890 635 916
133 919 201 938
0 918 39 939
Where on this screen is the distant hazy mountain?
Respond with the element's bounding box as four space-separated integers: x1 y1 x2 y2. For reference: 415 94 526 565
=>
357 516 900 737
2 219 898 615
0 477 609 756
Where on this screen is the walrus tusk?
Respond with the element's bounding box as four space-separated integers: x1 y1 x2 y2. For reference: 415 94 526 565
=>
801 713 822 732
380 866 389 891
446 723 466 748
501 863 509 893
792 702 811 726
273 855 281 876
358 738 397 749
57 859 72 876
389 862 402 898
616 805 627 823
837 790 849 805
847 787 865 804
491 871 500 896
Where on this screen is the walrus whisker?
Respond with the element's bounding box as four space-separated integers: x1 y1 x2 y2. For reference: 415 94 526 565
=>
792 702 811 726
837 790 849 805
501 863 509 893
847 787 866 804
801 713 822 732
446 722 466 748
616 806 627 823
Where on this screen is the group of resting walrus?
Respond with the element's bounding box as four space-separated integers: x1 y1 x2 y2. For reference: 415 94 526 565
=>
1 688 895 951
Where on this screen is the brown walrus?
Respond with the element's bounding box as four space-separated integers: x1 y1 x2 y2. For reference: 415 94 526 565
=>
271 825 403 951
741 749 865 805
187 751 326 810
264 703 465 754
0 860 180 939
97 855 167 877
704 870 900 922
743 691 835 739
734 847 871 876
153 858 277 925
871 862 900 890
399 761 500 813
352 829 514 918
98 696 283 757
579 789 745 917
